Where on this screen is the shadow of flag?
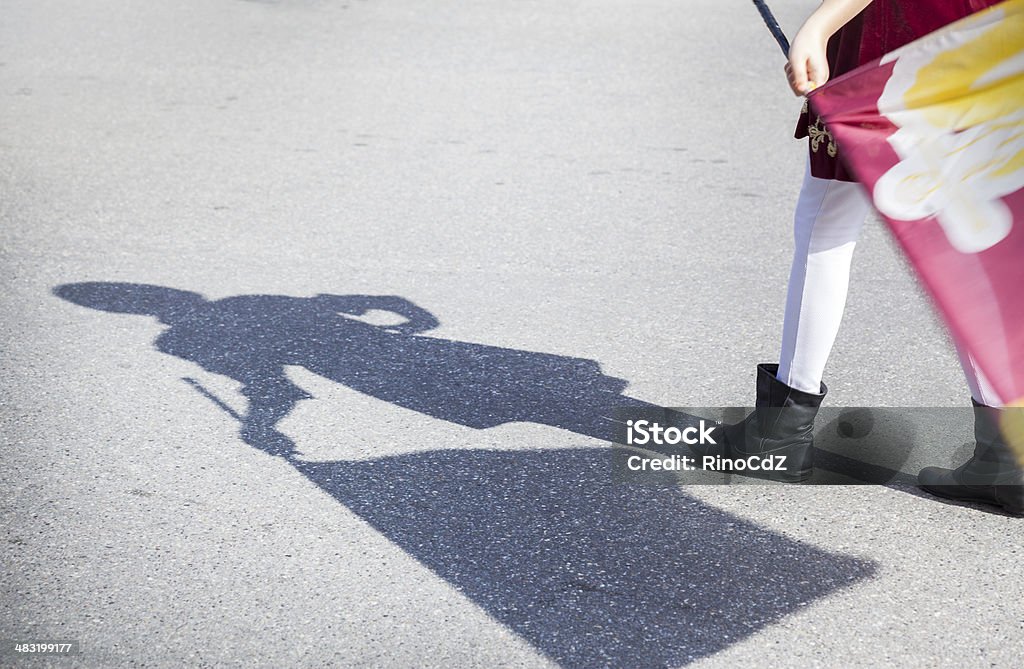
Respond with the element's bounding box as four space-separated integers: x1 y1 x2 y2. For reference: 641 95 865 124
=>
295 448 876 668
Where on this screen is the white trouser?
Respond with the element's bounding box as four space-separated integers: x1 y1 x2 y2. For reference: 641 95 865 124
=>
775 161 1003 406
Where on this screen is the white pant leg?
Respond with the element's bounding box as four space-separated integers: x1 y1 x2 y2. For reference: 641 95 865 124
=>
776 161 1007 405
777 162 872 394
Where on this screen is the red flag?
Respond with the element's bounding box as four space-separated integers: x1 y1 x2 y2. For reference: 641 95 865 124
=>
808 0 1024 407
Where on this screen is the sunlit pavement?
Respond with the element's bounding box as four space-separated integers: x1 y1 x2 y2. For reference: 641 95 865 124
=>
2 1 1021 667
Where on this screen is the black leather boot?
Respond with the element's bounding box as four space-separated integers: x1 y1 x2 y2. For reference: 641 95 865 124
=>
918 401 1024 516
693 363 826 482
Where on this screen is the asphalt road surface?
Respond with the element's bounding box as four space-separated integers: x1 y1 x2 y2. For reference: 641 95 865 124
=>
2 1 1022 667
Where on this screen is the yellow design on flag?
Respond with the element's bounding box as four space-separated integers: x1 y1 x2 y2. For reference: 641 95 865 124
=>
872 0 1024 253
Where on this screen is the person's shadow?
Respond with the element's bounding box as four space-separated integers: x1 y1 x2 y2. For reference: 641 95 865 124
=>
55 282 877 667
56 282 656 454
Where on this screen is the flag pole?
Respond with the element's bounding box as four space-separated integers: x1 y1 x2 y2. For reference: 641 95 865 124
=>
751 0 790 56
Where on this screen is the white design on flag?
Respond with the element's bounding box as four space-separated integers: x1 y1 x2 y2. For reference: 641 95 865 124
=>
871 5 1024 254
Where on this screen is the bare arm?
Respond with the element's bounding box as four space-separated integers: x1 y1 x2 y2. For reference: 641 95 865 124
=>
786 0 874 95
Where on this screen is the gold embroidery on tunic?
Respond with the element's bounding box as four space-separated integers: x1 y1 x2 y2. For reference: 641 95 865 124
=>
808 115 838 157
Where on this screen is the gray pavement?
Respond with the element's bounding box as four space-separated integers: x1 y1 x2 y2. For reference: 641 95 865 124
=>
1 1 1022 667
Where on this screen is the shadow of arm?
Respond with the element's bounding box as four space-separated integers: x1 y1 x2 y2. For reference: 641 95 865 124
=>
313 294 440 335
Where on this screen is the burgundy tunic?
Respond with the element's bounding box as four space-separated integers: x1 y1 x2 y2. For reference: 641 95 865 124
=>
795 0 1003 181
